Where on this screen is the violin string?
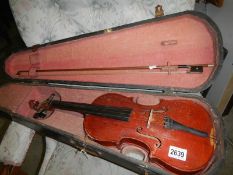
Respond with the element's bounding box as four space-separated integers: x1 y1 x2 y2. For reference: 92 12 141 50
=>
52 100 132 121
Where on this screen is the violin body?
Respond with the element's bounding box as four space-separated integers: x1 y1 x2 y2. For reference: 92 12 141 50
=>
84 93 216 174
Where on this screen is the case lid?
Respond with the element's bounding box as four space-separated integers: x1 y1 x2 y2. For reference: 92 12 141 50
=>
5 11 223 93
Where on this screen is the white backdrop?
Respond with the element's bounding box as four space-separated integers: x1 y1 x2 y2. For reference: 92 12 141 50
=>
10 0 195 47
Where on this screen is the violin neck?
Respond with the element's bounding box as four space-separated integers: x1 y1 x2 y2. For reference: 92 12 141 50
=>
51 100 131 121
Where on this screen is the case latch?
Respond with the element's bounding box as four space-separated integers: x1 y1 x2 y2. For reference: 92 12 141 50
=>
155 5 164 17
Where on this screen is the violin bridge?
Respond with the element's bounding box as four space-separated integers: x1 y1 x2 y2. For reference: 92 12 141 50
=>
147 109 154 128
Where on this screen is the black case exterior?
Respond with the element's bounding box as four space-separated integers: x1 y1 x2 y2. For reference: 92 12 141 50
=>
0 11 224 175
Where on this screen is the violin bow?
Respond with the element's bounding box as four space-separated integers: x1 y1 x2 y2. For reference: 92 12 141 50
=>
16 64 214 76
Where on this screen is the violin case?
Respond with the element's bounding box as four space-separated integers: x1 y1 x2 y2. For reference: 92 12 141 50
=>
0 11 224 175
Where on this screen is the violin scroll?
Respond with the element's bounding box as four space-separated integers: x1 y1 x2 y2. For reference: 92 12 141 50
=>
29 93 60 119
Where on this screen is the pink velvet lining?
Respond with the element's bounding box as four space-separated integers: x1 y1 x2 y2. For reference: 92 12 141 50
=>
5 14 218 89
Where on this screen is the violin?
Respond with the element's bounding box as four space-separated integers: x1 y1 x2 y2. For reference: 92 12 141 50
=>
29 93 216 174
